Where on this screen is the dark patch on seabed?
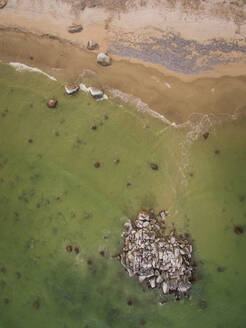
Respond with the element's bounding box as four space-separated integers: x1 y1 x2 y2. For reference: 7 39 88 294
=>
110 32 246 74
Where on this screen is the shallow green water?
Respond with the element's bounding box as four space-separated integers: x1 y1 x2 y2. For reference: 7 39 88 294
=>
0 64 246 328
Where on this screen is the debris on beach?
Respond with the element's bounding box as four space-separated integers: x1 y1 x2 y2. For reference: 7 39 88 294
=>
87 40 99 50
97 53 111 66
0 0 7 9
47 98 57 108
67 24 83 33
65 84 80 95
120 210 194 299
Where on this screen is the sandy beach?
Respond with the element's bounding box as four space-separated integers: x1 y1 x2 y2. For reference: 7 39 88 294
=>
0 0 246 123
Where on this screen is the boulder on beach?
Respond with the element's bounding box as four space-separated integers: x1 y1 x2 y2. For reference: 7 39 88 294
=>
47 98 57 108
97 53 111 66
0 0 7 9
65 84 80 95
89 88 104 100
67 24 83 33
87 40 99 50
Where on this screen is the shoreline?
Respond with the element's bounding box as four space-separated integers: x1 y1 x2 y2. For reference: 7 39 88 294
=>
0 1 246 124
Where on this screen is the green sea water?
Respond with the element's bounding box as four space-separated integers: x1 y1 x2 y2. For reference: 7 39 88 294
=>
0 63 246 328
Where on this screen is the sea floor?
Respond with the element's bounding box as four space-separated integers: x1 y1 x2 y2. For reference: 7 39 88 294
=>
0 63 246 328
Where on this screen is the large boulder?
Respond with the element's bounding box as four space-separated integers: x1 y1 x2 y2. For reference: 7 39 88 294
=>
67 24 83 33
97 53 111 66
0 0 7 9
89 88 104 100
65 84 80 95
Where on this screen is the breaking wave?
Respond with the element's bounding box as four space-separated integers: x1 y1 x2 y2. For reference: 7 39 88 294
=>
9 62 57 81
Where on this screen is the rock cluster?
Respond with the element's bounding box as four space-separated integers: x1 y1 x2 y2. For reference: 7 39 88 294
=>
121 210 194 297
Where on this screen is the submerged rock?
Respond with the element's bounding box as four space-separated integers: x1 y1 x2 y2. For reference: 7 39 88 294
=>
68 24 83 33
120 209 194 299
0 0 7 9
151 163 159 170
47 98 57 108
87 40 99 50
97 53 111 66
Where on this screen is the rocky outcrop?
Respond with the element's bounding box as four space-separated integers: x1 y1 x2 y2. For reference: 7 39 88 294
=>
120 210 194 298
97 53 111 66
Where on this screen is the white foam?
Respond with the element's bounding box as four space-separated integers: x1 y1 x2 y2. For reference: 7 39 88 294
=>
9 62 57 81
109 88 176 126
79 83 108 101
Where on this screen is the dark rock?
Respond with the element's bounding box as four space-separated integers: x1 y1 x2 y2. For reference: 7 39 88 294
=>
199 299 207 310
91 125 97 130
217 266 226 272
68 24 83 33
0 267 6 274
66 245 73 252
74 247 80 254
87 40 99 50
151 163 159 170
47 98 57 108
33 299 40 309
99 250 105 256
127 299 133 306
16 272 22 279
234 225 244 234
94 162 101 168
214 149 220 155
0 0 7 9
203 132 209 140
28 139 33 143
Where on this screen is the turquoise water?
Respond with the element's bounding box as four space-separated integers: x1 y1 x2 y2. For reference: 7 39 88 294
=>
0 64 246 328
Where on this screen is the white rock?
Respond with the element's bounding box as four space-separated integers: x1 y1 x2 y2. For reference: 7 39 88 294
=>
150 278 156 288
162 282 169 294
65 84 80 95
97 53 111 66
89 88 104 100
